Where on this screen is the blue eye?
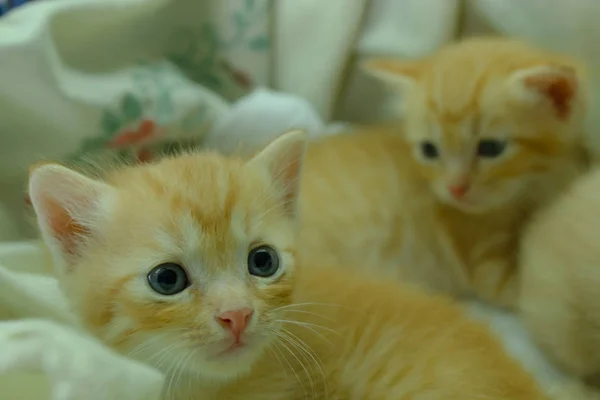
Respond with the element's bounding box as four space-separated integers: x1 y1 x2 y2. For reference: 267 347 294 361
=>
477 139 507 158
147 263 189 295
248 245 280 277
420 141 439 159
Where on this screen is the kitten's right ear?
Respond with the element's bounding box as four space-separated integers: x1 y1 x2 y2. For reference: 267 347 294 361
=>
28 163 115 270
247 130 308 216
361 58 421 90
507 63 585 121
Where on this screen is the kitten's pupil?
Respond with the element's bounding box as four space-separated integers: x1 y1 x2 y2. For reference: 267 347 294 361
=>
248 245 280 277
477 139 506 158
159 270 177 285
147 263 189 295
420 141 439 159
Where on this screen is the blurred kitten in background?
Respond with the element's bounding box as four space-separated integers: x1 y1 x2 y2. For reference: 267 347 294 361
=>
297 37 589 308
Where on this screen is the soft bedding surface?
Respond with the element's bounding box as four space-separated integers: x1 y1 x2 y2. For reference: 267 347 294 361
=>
0 0 597 398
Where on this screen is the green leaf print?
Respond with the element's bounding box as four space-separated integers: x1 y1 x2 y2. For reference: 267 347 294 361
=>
100 109 122 137
233 11 246 29
245 0 255 10
203 73 222 90
202 25 219 53
248 36 269 50
121 93 143 123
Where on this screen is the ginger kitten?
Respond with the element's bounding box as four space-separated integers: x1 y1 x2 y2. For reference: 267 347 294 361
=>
298 37 588 308
29 130 561 400
519 166 600 388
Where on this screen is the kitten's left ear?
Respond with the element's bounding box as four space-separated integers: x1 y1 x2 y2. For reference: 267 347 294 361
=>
361 58 422 90
507 63 586 121
247 129 308 216
28 163 116 270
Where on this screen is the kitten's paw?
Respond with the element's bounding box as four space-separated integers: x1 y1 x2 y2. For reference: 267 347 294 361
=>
0 319 164 400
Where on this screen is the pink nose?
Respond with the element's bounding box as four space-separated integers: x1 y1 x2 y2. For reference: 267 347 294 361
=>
449 183 470 199
215 307 254 342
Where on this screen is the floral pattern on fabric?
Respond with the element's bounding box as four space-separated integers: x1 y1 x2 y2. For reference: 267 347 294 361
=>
168 0 271 101
65 62 216 165
64 0 271 167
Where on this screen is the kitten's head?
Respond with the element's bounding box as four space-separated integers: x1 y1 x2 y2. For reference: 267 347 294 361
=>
29 130 308 382
365 37 586 213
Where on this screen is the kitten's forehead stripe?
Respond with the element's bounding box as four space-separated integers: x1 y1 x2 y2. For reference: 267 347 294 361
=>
427 59 487 121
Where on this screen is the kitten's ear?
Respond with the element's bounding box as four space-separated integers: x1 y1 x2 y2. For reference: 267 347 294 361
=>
507 63 585 120
248 130 308 216
28 163 115 269
361 58 421 90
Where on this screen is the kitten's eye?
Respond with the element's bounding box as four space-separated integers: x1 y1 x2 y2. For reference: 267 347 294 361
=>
420 141 439 159
477 139 507 158
147 263 189 295
248 245 280 278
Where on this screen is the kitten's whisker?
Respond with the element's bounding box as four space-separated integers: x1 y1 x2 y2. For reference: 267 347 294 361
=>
279 327 328 399
179 348 197 399
279 309 336 323
267 347 288 380
273 302 347 312
277 319 337 343
147 340 191 400
145 340 185 366
166 345 192 400
127 329 187 359
273 336 309 400
275 330 318 400
147 344 178 366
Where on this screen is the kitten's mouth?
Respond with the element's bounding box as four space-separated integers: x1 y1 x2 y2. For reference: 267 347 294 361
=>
213 341 249 358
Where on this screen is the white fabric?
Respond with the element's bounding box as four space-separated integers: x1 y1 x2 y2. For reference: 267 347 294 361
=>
203 87 327 155
273 0 368 119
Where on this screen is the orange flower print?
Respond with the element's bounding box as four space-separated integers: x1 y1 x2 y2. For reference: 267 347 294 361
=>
135 149 154 163
108 119 157 149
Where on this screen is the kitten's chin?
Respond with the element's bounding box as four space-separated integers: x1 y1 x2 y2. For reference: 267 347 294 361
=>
448 200 499 214
436 188 519 214
187 336 272 382
439 194 512 214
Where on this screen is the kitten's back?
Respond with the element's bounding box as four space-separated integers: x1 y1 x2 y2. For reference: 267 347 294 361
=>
298 128 419 268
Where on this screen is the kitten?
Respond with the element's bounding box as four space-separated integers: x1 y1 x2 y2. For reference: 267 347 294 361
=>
297 36 589 308
29 130 558 400
519 165 600 388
